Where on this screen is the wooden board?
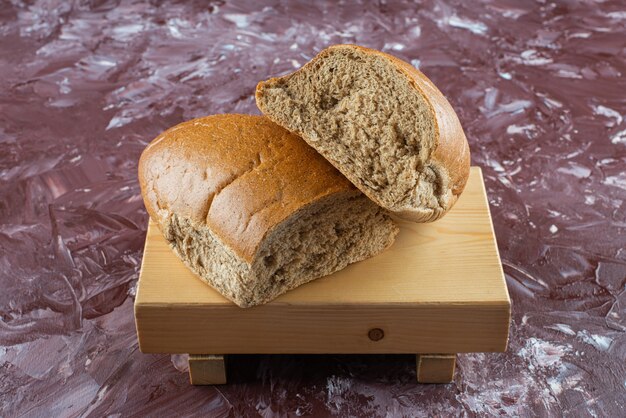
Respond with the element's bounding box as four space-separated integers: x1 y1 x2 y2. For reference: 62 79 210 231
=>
135 167 510 354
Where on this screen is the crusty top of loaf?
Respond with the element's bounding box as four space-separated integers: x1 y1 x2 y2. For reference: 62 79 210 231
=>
256 44 471 222
138 114 356 263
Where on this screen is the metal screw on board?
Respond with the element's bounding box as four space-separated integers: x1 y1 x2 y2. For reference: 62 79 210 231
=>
368 328 384 341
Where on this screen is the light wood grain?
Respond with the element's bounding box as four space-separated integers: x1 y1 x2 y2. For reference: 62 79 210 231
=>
188 355 226 385
135 167 510 354
416 354 456 383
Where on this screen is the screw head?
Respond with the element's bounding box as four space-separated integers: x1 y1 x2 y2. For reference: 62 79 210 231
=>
368 328 384 341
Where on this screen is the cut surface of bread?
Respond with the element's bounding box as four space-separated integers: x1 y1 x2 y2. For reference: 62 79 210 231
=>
256 44 471 222
138 114 398 307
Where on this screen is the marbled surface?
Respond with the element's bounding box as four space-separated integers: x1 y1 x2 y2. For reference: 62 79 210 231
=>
1 0 625 416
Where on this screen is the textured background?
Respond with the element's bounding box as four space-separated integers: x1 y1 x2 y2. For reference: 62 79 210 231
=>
1 0 625 416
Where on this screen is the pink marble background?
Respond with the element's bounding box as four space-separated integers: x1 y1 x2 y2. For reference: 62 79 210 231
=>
1 0 625 416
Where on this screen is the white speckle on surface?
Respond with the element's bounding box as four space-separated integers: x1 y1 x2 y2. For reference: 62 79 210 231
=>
338 24 360 38
500 8 527 19
106 116 133 130
547 209 561 217
592 105 623 126
76 383 109 418
447 15 488 35
577 331 613 351
289 43 298 50
89 56 117 68
485 100 532 118
547 377 563 396
549 225 558 234
167 22 183 39
607 11 626 19
179 58 215 82
569 32 591 39
410 59 421 69
610 129 626 145
599 158 617 165
546 323 576 336
57 77 71 94
127 281 138 297
498 71 512 80
48 96 77 111
537 92 563 109
112 23 144 40
603 174 626 190
484 88 498 110
509 165 522 176
273 57 280 64
489 160 505 173
557 164 591 178
520 49 553 66
557 69 583 79
291 59 301 68
412 26 421 37
584 195 596 205
507 124 536 135
170 354 189 373
326 375 352 410
517 337 571 368
384 42 405 51
223 13 249 28
79 55 117 70
547 372 583 397
316 28 332 43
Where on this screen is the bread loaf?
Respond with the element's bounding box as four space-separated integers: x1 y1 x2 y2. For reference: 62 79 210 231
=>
138 114 398 307
256 44 471 222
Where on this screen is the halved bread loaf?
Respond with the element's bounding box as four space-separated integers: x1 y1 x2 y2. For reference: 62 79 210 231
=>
138 114 398 307
256 44 471 222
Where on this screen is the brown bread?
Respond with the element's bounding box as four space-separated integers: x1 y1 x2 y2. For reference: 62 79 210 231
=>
256 44 471 222
139 114 398 307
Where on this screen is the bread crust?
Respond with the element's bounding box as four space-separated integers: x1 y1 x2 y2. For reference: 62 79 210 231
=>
138 114 356 263
256 44 471 222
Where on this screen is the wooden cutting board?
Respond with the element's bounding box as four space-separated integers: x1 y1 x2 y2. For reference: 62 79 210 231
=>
135 167 510 357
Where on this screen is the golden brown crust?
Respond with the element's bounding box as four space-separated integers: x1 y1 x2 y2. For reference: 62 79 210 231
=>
256 44 471 222
138 114 356 263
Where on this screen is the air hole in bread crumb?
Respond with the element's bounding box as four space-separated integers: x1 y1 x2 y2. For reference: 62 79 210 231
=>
263 254 276 268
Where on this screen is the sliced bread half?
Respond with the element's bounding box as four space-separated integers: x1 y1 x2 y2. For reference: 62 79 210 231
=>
256 44 470 222
139 114 398 307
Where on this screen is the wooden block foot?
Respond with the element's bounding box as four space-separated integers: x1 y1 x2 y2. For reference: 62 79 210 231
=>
188 354 227 385
416 354 456 383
